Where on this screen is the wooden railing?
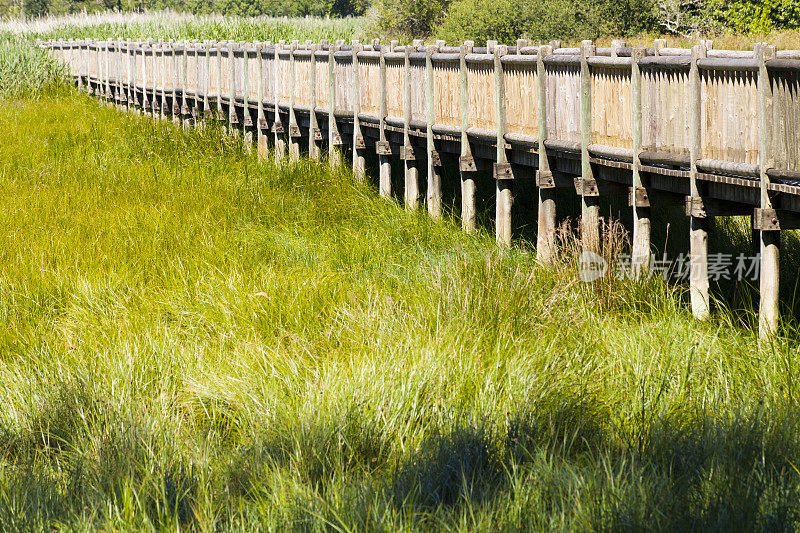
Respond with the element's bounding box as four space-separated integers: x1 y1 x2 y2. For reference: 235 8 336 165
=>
40 38 800 338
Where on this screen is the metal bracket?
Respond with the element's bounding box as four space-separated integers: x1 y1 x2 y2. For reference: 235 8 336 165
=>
459 155 477 172
536 170 555 188
271 122 283 133
181 105 190 115
376 140 392 155
313 128 324 141
494 162 513 180
217 109 226 121
574 177 599 196
258 117 268 129
754 208 780 231
400 146 417 161
430 150 442 167
244 115 254 127
685 196 707 218
629 186 650 207
228 113 239 125
354 135 366 150
289 124 301 137
331 133 343 145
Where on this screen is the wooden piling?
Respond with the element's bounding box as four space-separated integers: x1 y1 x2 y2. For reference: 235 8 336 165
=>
242 42 253 152
182 41 192 129
536 44 556 263
460 41 476 232
756 42 780 338
689 43 710 320
309 42 321 160
580 41 600 253
289 40 301 162
352 41 367 181
426 43 442 218
403 42 420 210
328 42 342 168
257 42 269 160
630 47 651 276
274 41 286 163
494 45 513 246
378 42 391 198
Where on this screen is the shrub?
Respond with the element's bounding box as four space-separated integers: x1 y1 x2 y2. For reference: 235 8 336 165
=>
373 0 450 39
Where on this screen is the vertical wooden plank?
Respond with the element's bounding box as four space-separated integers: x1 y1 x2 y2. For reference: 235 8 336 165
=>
228 41 239 134
182 41 192 129
242 42 253 151
689 43 710 320
460 41 476 232
631 47 650 275
426 43 442 218
216 41 225 121
352 41 367 180
494 44 513 246
403 43 418 209
756 43 779 338
580 41 599 253
536 44 556 263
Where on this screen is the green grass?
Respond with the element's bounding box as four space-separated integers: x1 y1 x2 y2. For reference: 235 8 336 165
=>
0 33 64 99
1 91 800 531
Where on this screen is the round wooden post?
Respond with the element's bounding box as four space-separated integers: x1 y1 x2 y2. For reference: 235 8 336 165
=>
352 40 367 181
288 40 301 162
378 42 392 197
536 44 556 263
459 41 476 232
309 43 321 160
242 42 254 152
494 44 513 246
580 41 599 253
328 41 343 168
274 41 287 164
403 43 418 210
426 43 442 218
257 42 269 160
688 43 710 320
630 47 651 276
756 43 780 338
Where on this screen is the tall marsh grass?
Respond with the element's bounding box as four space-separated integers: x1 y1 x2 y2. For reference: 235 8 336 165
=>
0 33 65 98
1 92 799 530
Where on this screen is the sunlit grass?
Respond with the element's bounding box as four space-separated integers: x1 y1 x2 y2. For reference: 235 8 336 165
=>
1 92 800 531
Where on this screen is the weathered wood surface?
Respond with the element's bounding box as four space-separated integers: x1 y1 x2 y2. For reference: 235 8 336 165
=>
42 39 800 338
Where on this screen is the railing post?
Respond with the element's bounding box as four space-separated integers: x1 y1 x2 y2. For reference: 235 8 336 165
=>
328 41 343 168
536 44 556 263
242 41 253 151
202 40 210 120
150 41 159 118
228 41 239 135
216 41 225 122
274 41 286 163
494 44 513 246
403 43 418 209
756 42 779 338
630 47 651 276
159 40 167 120
309 42 321 160
459 40 476 232
688 43 710 320
580 40 599 253
182 41 192 129
377 41 392 197
289 40 302 162
142 40 151 116
426 43 442 218
172 40 180 123
257 42 269 160
352 40 366 181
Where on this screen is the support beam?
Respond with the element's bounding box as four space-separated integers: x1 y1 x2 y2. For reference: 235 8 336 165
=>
309 42 321 161
289 40 301 162
536 44 556 263
403 43 418 210
378 41 391 198
426 43 442 218
580 41 600 253
460 41 476 232
274 41 286 164
689 43 710 320
257 42 269 160
328 41 342 168
756 42 779 338
494 44 513 246
630 47 651 276
352 40 366 181
242 42 253 152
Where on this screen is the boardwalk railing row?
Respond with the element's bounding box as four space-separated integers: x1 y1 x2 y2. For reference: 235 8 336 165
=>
41 37 800 338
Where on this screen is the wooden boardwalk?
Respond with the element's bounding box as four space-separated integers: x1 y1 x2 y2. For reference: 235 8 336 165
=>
41 38 800 337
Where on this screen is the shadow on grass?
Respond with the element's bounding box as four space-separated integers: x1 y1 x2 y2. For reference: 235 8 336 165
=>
2 382 800 530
